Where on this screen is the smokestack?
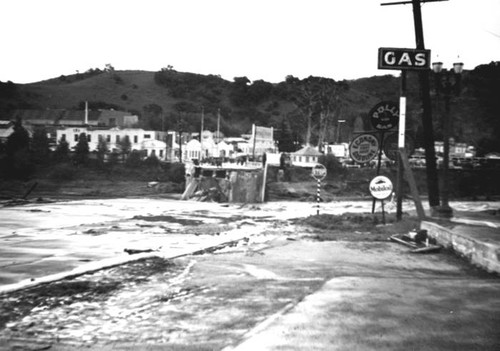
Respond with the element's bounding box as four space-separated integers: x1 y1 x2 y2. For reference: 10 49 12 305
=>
84 101 88 125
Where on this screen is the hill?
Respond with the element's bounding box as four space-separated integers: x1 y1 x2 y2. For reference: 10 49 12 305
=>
1 62 499 155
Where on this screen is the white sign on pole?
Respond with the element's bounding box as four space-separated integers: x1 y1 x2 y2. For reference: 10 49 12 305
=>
369 176 393 200
311 164 327 180
349 134 379 164
398 97 406 148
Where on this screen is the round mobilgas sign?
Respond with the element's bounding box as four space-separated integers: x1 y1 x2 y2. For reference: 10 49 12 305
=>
349 134 379 164
369 176 393 200
383 132 415 161
369 101 399 131
311 163 327 180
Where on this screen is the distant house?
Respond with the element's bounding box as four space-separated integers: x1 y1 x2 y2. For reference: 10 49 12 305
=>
55 127 173 161
184 139 202 161
434 140 469 158
216 140 233 158
182 133 237 162
7 109 138 128
97 110 138 127
485 152 500 159
58 110 100 127
8 109 65 126
291 145 322 167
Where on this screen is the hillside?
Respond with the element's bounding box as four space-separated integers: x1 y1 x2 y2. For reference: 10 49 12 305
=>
1 62 499 155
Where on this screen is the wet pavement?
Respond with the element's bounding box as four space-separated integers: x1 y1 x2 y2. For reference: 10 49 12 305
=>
0 198 499 350
1 237 499 350
0 198 382 289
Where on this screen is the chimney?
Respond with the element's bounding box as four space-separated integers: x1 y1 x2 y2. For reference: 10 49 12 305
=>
84 101 88 125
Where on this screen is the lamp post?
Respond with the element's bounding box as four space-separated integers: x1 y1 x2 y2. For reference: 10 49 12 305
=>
431 60 463 217
336 119 346 143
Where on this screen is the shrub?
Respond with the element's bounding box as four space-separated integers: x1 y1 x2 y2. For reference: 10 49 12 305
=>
318 154 345 178
125 150 143 168
144 154 160 168
5 149 35 180
49 163 77 181
165 163 185 183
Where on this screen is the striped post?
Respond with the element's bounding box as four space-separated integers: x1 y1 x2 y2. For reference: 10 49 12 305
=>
317 179 321 215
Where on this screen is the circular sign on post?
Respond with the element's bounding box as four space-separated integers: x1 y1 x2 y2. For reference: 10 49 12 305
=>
369 176 393 200
383 132 415 161
311 163 327 180
369 101 399 131
349 134 379 164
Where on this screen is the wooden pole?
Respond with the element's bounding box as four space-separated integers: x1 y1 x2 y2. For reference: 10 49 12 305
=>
200 106 204 160
372 131 385 214
400 148 426 220
396 71 407 220
380 0 442 208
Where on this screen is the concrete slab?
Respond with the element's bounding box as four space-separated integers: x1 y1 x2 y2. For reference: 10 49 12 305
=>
421 220 500 274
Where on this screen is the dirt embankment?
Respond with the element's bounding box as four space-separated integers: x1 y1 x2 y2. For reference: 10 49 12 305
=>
0 179 183 202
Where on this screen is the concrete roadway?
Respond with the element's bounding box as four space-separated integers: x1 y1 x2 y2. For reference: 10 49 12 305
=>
0 199 499 350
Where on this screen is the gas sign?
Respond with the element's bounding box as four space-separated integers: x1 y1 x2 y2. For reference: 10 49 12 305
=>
378 47 431 71
369 101 399 130
349 134 379 164
369 176 393 200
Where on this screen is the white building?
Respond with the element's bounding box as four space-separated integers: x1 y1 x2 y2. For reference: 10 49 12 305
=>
324 143 349 158
56 127 173 161
182 132 238 162
184 139 202 161
291 145 323 167
248 124 276 157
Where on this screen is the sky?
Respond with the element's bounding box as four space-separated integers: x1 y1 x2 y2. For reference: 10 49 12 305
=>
1 0 499 84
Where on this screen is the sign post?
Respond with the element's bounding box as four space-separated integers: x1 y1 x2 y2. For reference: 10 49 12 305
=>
367 100 399 213
378 46 430 220
311 164 327 215
369 175 393 224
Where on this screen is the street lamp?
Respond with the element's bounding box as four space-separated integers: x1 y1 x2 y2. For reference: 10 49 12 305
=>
431 60 464 218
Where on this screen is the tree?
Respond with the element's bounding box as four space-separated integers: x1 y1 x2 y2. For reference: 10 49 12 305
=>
54 138 70 163
6 118 30 158
125 150 143 168
31 127 50 164
277 117 296 152
96 136 108 165
142 104 164 130
248 80 274 104
285 76 348 148
4 118 33 178
74 133 89 165
229 76 251 106
118 135 131 161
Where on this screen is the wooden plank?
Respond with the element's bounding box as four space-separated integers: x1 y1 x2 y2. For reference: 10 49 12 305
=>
389 235 418 248
399 148 426 220
410 245 443 254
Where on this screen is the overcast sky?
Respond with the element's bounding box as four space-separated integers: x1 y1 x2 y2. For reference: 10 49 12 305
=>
1 0 499 84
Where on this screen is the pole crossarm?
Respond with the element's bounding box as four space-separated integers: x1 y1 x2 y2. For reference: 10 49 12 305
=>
381 0 447 6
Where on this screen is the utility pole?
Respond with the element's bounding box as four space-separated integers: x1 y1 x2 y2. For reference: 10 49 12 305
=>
381 0 447 208
200 106 204 160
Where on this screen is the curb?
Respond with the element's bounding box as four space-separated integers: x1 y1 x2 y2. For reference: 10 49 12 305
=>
421 221 500 274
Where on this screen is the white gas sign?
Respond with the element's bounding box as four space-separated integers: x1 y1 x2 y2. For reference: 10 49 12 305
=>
378 47 430 71
369 176 393 200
